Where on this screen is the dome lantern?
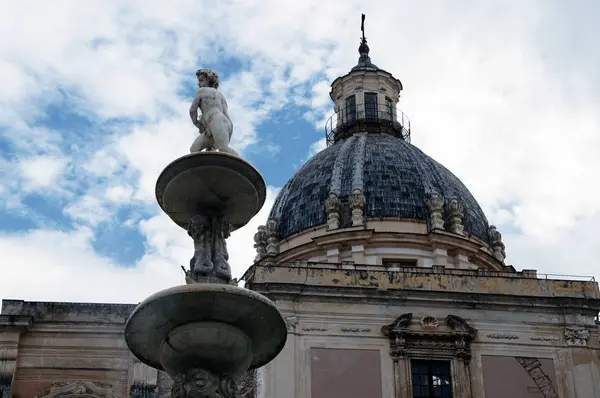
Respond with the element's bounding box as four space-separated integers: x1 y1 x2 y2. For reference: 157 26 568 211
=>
325 14 410 146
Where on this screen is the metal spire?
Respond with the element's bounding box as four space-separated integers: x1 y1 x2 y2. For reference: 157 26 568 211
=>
352 13 378 71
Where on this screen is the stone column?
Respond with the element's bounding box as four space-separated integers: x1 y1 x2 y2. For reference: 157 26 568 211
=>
0 315 31 398
452 357 473 398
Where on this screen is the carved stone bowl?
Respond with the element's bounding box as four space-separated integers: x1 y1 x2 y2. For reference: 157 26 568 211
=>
155 152 266 232
124 283 287 378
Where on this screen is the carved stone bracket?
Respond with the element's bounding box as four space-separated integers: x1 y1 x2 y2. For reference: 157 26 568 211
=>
565 327 589 346
349 188 366 227
445 196 465 235
34 380 117 398
325 192 342 230
425 191 445 231
284 316 298 333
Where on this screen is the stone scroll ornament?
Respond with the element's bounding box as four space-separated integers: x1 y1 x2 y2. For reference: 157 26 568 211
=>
187 213 233 284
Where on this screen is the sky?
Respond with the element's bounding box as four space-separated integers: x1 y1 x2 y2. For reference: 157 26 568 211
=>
1 0 599 304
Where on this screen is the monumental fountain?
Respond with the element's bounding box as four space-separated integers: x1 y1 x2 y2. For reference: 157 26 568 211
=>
124 69 287 397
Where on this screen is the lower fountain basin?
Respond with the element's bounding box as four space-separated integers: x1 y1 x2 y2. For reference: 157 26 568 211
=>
124 283 287 376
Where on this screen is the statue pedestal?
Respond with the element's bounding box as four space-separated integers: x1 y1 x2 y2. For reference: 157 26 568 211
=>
126 152 286 397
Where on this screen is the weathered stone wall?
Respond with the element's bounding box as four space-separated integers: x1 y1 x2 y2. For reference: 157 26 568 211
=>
251 268 600 398
0 300 165 398
249 263 599 299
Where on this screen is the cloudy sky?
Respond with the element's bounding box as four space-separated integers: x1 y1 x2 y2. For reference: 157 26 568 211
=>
1 0 598 304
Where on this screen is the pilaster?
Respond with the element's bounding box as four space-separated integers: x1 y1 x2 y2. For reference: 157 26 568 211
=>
0 315 32 398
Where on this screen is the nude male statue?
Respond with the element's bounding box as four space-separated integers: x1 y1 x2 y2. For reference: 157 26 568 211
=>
189 69 239 156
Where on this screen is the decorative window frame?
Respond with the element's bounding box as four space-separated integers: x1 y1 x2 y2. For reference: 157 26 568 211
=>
33 380 117 398
381 314 477 398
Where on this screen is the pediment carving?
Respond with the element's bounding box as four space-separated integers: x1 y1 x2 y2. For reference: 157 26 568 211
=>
381 313 477 360
34 380 117 398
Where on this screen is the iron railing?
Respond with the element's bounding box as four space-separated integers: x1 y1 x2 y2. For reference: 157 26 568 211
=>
324 103 411 146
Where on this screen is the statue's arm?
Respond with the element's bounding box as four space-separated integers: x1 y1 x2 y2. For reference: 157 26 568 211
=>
189 91 202 128
221 96 232 128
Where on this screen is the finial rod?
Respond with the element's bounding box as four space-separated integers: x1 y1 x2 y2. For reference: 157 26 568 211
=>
361 13 366 43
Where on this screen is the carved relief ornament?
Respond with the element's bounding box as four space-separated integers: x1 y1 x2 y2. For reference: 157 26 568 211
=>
381 314 477 361
34 380 117 398
284 315 298 333
565 327 590 346
420 315 439 330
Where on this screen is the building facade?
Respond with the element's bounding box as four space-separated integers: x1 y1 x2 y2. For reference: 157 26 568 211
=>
1 30 600 398
246 34 600 398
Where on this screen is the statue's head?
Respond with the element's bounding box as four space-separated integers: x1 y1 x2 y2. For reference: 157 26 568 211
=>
196 68 219 89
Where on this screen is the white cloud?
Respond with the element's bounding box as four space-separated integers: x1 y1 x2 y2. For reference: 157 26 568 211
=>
20 155 68 189
105 185 134 202
1 0 600 307
64 194 113 226
0 187 277 303
305 138 327 161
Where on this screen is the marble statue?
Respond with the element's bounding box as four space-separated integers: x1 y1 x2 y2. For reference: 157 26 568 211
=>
189 69 239 156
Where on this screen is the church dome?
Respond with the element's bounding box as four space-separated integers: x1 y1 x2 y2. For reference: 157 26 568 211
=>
269 134 491 243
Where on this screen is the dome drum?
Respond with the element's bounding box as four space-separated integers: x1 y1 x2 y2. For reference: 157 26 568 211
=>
269 134 493 247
